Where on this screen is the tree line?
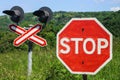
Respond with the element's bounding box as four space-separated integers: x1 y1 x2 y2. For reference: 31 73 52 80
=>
0 11 119 53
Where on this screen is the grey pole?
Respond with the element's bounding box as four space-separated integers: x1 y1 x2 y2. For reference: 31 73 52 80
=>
28 41 33 76
25 26 33 76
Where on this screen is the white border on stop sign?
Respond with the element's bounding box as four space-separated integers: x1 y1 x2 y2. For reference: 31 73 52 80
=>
56 18 112 75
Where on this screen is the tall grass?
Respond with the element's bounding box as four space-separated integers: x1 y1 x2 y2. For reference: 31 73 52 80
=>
0 37 120 80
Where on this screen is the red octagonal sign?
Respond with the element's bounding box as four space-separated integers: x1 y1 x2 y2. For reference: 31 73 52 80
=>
56 18 112 75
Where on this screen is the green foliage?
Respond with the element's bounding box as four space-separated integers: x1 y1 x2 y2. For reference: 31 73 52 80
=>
0 11 120 79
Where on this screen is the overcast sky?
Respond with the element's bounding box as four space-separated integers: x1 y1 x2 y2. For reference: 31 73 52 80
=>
0 0 120 15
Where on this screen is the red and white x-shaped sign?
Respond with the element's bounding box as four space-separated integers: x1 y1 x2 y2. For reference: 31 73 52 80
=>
9 24 47 47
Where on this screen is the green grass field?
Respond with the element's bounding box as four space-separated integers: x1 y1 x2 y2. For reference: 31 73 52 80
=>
0 37 120 80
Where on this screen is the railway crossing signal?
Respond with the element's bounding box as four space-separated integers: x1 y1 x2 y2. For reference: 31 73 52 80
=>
9 24 47 47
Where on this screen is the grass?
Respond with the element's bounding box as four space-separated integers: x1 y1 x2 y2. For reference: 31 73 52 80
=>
0 37 120 80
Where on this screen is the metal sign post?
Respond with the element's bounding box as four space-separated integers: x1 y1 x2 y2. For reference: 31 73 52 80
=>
25 26 33 76
82 74 87 80
28 41 33 76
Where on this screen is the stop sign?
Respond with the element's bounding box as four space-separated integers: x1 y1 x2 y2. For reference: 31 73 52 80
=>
56 18 112 75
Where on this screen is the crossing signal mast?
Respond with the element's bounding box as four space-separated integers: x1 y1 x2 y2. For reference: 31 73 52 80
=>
3 6 53 76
